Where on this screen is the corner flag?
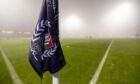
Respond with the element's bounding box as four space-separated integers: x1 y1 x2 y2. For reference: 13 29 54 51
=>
29 0 66 77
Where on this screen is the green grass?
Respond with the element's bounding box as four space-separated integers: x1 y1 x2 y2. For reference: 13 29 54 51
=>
0 39 42 84
0 39 140 84
97 39 140 84
60 39 110 84
0 52 14 84
0 39 110 84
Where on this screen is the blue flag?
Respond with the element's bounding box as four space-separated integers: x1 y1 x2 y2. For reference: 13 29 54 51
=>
29 0 66 77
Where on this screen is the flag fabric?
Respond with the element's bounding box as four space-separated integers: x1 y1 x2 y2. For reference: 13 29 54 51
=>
29 0 66 77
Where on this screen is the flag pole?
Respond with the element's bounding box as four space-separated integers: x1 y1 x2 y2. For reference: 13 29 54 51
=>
52 72 59 84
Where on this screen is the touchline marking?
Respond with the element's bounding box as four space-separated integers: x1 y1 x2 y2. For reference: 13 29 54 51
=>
90 40 113 84
0 47 23 84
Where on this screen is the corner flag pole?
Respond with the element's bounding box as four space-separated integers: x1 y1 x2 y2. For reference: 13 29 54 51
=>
52 72 59 84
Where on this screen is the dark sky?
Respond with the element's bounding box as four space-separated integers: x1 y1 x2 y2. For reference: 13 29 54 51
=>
0 0 140 38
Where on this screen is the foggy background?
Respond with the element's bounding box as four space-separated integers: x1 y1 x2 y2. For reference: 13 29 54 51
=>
0 0 140 38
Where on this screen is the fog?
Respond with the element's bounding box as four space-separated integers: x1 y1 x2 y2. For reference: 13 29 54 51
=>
0 0 140 38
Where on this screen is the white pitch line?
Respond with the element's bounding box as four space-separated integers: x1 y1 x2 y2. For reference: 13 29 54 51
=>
0 47 23 84
90 40 113 84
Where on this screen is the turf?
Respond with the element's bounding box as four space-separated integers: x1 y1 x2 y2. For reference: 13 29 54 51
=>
0 39 41 84
0 51 14 84
0 39 110 84
1 39 139 84
60 39 110 84
97 39 140 84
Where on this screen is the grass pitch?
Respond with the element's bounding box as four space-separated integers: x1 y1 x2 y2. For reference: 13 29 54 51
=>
97 39 140 84
0 39 140 84
0 39 110 84
0 51 13 84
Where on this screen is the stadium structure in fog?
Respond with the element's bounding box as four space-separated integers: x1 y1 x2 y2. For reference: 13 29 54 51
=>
0 0 140 39
0 30 32 39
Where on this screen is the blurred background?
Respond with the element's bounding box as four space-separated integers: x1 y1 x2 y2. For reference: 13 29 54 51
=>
0 0 140 39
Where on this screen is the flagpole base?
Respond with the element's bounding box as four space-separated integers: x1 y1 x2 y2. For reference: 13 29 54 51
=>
52 72 59 84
